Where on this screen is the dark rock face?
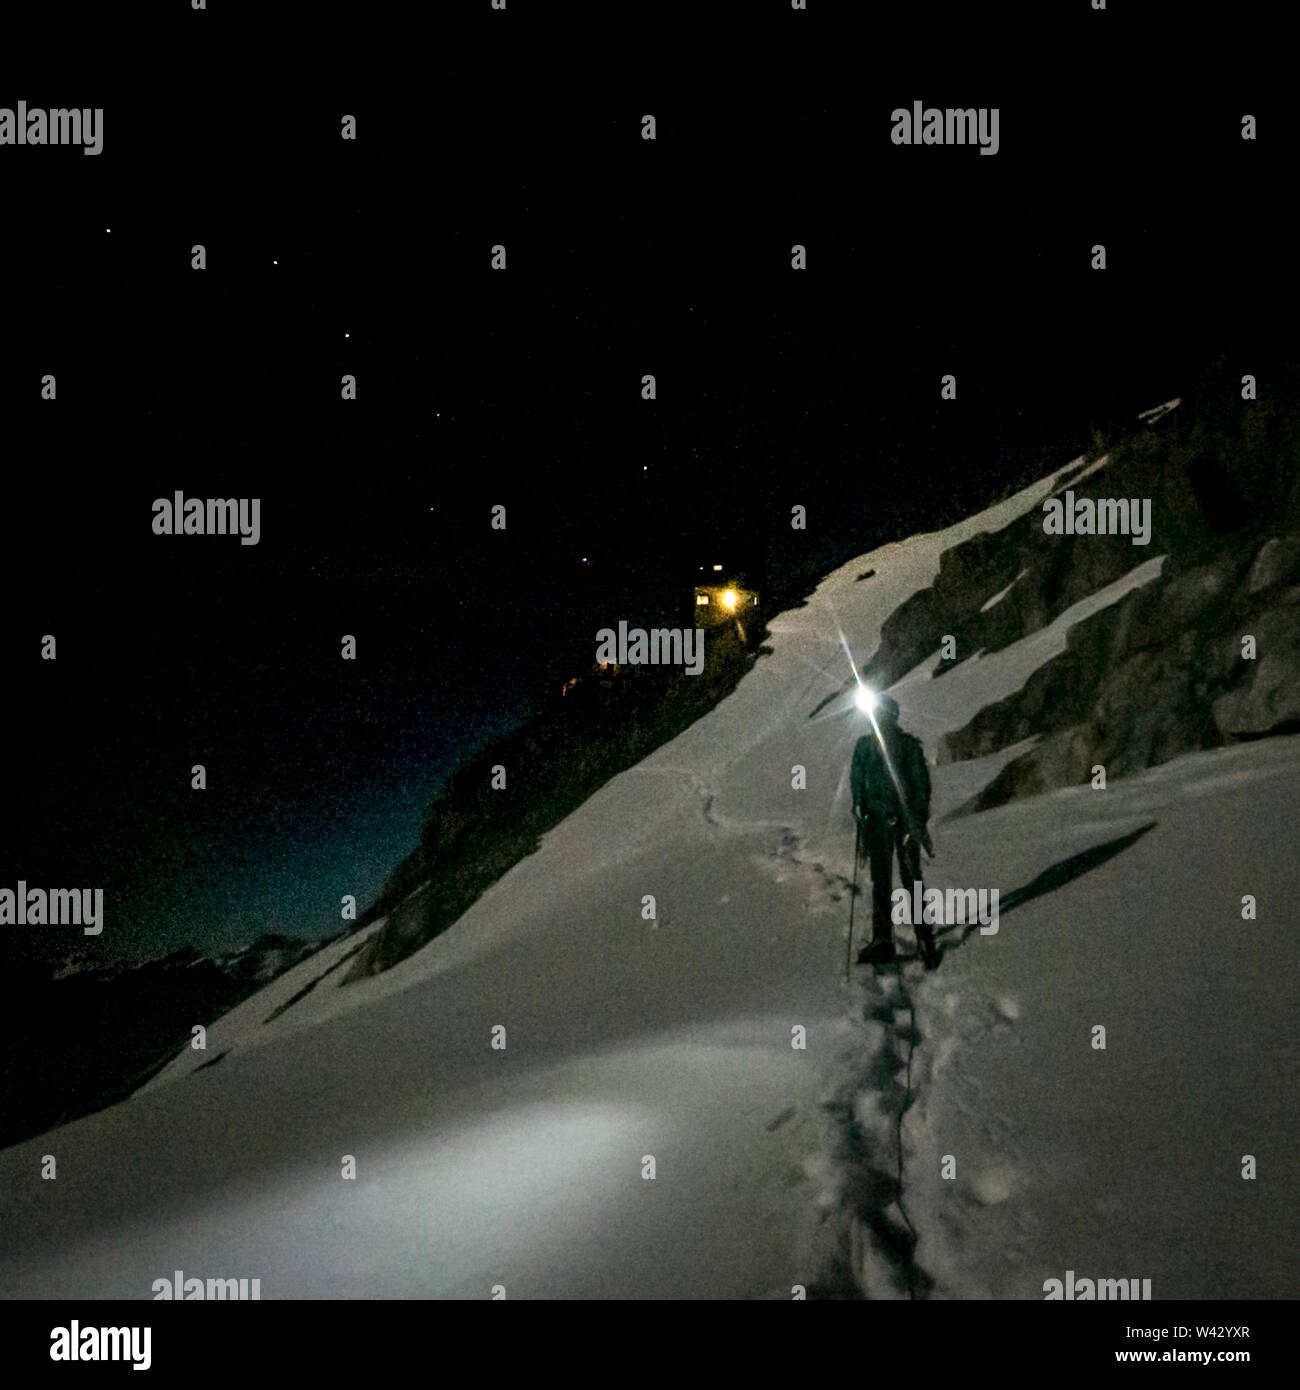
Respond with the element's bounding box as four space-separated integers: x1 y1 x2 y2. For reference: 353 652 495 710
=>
938 592 1140 766
883 365 1300 815
1212 606 1300 737
1246 537 1300 595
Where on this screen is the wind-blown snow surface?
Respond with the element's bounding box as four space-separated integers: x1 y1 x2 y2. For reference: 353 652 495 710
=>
3 459 1295 1299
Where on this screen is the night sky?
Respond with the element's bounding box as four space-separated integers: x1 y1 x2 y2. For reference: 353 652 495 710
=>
2 7 1288 963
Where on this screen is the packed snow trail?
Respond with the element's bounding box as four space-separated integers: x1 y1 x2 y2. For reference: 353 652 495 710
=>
2 455 1295 1298
830 734 1300 1299
892 736 1299 1299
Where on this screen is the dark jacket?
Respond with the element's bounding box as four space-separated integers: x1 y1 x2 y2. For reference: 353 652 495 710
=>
851 724 930 831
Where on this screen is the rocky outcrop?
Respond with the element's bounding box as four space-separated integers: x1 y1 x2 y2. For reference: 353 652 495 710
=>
949 526 1300 815
1211 599 1300 737
1245 537 1300 595
892 363 1300 814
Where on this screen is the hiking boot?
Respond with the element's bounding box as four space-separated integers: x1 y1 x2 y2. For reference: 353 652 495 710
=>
916 926 942 971
858 937 897 966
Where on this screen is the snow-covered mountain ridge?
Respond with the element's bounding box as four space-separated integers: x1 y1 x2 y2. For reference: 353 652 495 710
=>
0 933 328 1151
2 379 1295 1299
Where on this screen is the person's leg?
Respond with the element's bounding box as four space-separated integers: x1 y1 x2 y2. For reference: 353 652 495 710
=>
868 831 894 944
857 828 899 964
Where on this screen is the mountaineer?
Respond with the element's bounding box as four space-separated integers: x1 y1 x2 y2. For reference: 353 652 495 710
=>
850 693 939 968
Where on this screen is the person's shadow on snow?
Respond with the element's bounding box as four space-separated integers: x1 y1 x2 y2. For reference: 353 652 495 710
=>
932 821 1158 955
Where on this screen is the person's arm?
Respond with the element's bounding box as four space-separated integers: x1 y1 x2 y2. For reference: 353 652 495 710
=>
903 737 934 854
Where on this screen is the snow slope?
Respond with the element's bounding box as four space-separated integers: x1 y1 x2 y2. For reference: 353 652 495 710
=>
2 454 1295 1300
833 734 1300 1300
